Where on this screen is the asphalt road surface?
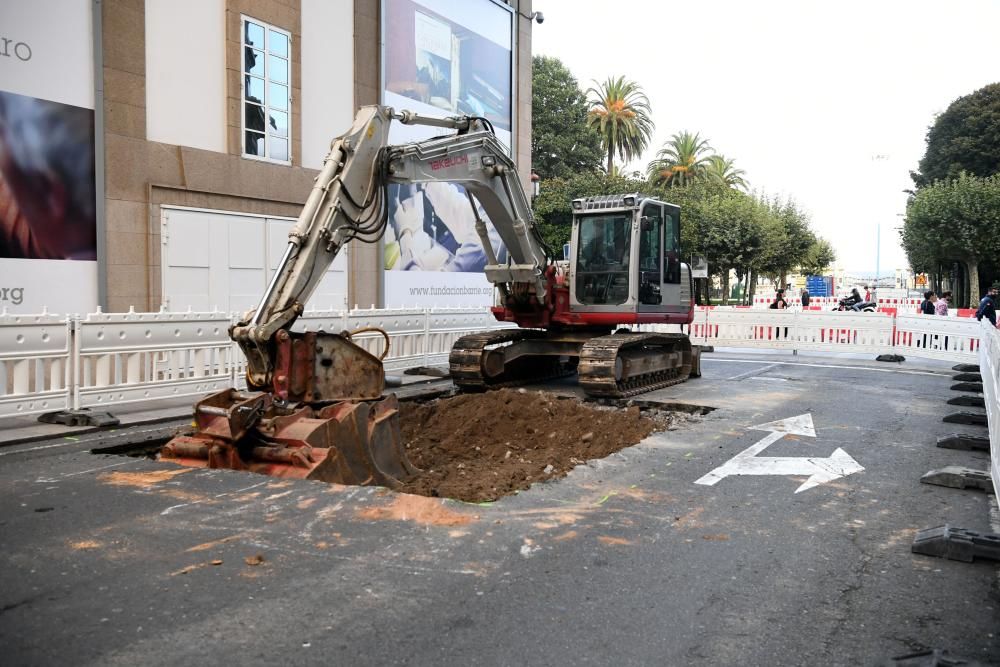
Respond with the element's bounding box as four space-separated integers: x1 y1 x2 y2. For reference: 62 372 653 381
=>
1 352 998 666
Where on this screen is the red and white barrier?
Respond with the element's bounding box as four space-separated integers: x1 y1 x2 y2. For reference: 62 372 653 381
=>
0 307 985 418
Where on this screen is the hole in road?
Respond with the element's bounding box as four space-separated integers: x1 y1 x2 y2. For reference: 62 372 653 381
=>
92 436 173 459
396 389 708 502
92 390 711 504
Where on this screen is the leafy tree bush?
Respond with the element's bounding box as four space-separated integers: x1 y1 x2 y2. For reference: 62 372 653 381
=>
531 56 604 179
903 174 1000 306
912 83 1000 187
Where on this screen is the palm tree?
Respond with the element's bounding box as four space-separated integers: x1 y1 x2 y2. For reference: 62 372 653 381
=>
585 76 654 175
646 131 713 187
704 154 748 190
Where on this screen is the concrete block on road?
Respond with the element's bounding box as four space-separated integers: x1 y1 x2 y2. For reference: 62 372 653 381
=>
942 412 987 426
920 466 994 493
952 372 983 383
936 433 991 451
911 525 1000 563
879 648 985 666
950 382 983 393
952 363 980 373
946 395 985 408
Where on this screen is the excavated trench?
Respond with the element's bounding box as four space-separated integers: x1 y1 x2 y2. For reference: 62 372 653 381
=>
396 389 707 502
96 388 711 503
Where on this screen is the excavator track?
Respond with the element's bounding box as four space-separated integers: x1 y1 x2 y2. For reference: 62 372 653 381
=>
449 329 577 390
578 332 695 398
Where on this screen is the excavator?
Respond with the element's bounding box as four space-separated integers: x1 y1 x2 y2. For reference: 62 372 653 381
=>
161 105 700 486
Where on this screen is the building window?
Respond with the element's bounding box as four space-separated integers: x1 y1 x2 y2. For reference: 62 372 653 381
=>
241 17 291 163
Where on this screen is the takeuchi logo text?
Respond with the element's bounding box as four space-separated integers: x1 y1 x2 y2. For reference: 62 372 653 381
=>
430 155 468 171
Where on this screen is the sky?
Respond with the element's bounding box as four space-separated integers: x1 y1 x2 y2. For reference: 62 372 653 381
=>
531 0 1000 275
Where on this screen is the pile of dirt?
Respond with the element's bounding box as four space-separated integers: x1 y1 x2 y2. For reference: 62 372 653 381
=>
397 388 675 502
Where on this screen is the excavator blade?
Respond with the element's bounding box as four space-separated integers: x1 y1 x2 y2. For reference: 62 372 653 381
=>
160 393 418 488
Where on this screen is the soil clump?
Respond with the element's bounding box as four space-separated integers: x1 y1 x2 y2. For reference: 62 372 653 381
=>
397 388 678 502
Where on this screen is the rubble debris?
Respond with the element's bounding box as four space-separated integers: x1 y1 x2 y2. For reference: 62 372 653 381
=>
397 388 683 502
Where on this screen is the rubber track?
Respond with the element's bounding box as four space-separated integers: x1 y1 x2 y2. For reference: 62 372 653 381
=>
578 333 693 398
449 329 576 390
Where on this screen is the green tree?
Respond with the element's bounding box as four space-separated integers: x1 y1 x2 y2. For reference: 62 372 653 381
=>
532 172 648 250
646 131 713 187
799 238 837 276
912 83 1000 187
755 197 815 290
674 185 765 304
903 174 1000 306
703 155 748 191
585 76 654 175
531 56 604 179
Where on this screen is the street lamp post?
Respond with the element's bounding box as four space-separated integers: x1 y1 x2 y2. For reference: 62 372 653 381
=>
875 221 880 297
870 154 890 298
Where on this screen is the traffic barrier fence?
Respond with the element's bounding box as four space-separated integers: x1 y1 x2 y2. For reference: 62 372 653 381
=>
0 306 984 418
977 319 1000 494
748 295 924 311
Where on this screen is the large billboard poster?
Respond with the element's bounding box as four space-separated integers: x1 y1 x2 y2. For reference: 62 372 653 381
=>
0 1 98 315
382 0 514 307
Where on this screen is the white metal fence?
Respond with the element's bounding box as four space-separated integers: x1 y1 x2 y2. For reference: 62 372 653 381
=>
0 306 986 419
75 310 235 410
0 312 72 417
977 319 1000 494
0 307 512 418
642 309 980 362
748 295 923 310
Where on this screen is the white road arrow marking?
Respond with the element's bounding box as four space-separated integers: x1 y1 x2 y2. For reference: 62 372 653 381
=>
751 413 816 437
694 414 864 493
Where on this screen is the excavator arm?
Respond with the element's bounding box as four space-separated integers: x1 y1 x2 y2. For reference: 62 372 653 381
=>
231 105 550 390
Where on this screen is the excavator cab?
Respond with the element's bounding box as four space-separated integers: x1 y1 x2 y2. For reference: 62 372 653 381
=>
569 194 691 317
453 192 699 397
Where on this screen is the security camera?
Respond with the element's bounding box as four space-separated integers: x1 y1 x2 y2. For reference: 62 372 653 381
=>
533 11 544 24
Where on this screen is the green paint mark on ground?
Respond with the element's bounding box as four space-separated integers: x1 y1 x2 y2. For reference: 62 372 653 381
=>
595 492 618 505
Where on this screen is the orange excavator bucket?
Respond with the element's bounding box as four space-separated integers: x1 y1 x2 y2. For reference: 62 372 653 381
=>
161 390 416 486
160 331 418 488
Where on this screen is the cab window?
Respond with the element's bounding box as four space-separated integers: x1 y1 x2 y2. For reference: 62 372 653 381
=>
575 214 631 305
664 211 681 284
638 203 662 304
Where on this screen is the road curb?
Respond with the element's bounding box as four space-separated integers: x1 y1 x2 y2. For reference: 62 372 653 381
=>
0 412 191 449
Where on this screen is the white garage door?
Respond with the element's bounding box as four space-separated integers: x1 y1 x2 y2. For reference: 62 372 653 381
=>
161 207 348 314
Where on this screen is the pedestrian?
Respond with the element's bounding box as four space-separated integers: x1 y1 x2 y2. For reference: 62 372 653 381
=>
935 291 951 316
770 289 788 339
800 288 810 307
976 286 999 327
919 290 937 315
864 286 871 302
934 290 953 350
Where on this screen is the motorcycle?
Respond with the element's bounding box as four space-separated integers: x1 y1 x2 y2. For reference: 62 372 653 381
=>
832 298 877 313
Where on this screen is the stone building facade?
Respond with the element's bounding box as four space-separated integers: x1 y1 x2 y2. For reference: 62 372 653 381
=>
4 0 532 314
